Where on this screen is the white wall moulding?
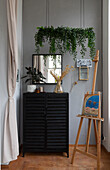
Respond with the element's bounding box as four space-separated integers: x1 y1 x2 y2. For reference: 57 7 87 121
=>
84 0 102 92
48 0 80 27
80 0 85 27
46 0 49 26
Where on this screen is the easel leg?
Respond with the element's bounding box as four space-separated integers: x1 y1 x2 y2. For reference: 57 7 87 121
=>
85 119 92 152
97 120 101 170
71 117 83 164
93 120 97 144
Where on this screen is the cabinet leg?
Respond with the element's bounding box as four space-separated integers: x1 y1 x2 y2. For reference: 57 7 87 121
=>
22 147 25 157
22 145 24 157
22 152 24 157
67 152 69 158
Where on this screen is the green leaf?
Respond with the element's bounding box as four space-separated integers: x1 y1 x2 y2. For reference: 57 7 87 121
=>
21 75 27 79
25 78 31 83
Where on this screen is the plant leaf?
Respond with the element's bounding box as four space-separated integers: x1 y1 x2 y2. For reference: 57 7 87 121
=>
25 78 31 83
21 75 27 79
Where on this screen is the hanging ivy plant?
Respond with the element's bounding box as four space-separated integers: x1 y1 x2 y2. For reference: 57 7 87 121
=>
34 26 96 61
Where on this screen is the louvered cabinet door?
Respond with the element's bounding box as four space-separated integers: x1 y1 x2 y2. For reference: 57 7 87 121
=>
23 93 46 155
46 93 69 157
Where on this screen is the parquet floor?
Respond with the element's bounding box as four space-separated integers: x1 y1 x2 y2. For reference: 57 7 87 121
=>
1 146 110 170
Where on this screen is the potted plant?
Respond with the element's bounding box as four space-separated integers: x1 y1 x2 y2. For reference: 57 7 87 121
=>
21 67 46 92
35 26 96 61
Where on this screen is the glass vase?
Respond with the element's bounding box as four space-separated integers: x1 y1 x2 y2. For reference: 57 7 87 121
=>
54 80 63 93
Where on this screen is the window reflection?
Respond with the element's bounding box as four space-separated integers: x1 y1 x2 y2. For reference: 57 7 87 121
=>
32 54 62 83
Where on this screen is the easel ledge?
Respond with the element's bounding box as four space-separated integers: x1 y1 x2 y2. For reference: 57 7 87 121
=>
77 114 104 121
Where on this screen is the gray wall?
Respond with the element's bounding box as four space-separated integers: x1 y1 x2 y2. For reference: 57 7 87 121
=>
23 0 102 144
0 0 8 164
0 0 23 164
16 0 23 144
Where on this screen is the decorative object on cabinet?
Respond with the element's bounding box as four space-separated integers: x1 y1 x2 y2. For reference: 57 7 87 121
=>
79 67 89 80
50 65 75 93
71 50 104 170
21 67 46 84
35 88 40 93
23 92 69 157
35 26 96 61
27 84 36 92
32 54 62 84
39 86 44 92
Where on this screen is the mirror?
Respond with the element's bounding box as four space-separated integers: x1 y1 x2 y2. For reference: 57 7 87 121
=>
32 54 62 84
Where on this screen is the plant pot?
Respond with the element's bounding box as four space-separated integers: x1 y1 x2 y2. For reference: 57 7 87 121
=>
27 85 36 92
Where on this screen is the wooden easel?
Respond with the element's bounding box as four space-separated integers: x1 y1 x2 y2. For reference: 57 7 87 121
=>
71 50 104 170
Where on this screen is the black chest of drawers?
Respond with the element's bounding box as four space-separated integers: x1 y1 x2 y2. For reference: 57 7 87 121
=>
23 92 69 157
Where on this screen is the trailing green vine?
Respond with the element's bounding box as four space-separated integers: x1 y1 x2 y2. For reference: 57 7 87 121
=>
43 54 58 67
34 26 96 60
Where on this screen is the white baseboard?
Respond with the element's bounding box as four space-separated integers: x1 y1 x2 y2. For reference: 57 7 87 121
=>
1 162 10 165
102 140 110 152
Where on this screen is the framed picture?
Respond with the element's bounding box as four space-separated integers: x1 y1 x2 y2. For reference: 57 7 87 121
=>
79 67 89 80
77 59 92 67
82 93 101 117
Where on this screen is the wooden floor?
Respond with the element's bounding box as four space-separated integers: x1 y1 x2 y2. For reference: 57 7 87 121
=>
1 146 110 170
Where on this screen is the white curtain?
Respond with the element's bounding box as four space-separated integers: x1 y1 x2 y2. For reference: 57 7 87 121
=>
3 0 19 163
